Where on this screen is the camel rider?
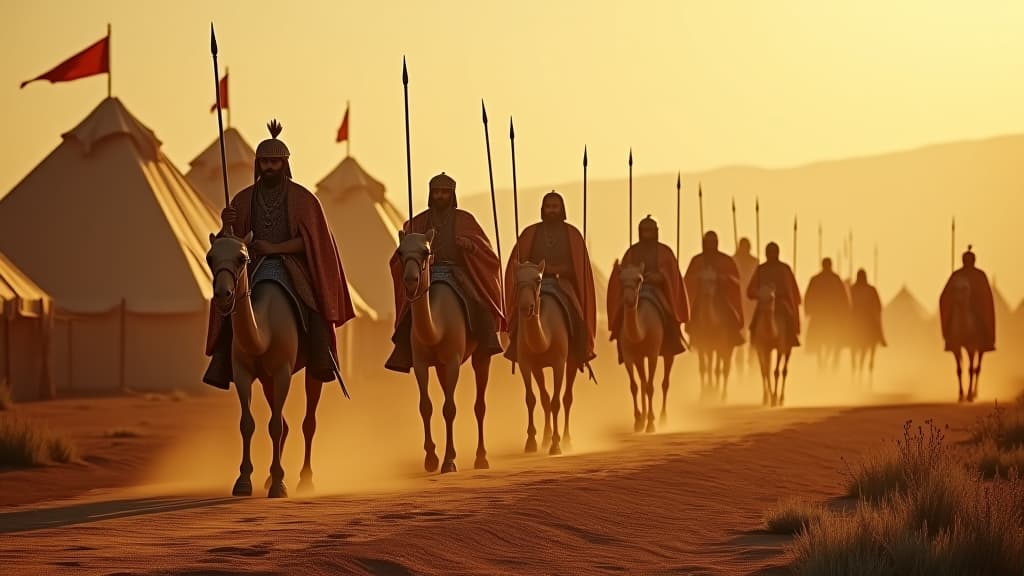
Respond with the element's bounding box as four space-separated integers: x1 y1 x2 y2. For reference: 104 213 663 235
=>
804 258 852 367
732 237 759 344
849 269 887 350
504 191 598 370
385 172 505 373
607 216 689 362
938 246 995 353
683 231 745 348
746 241 802 348
204 120 356 390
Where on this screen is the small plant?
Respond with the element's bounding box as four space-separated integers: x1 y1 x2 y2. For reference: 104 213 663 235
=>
0 414 77 468
763 497 830 535
843 419 949 502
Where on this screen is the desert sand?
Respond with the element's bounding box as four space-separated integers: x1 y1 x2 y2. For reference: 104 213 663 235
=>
0 358 1017 575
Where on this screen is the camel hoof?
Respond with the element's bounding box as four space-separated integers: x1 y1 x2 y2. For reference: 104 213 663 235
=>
542 432 552 449
424 452 439 473
232 476 252 497
549 443 562 456
562 438 573 453
297 477 315 495
264 475 273 490
440 460 457 474
525 437 538 453
645 422 656 434
268 481 288 499
474 456 490 470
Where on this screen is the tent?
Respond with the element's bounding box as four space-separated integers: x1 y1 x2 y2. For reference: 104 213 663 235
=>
0 250 54 401
315 155 403 378
0 97 219 394
185 127 256 210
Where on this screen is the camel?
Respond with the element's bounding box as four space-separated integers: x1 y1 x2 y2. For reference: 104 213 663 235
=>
689 267 737 403
850 341 878 388
206 231 325 498
397 229 490 473
946 278 984 402
751 284 794 407
512 261 577 455
617 263 670 433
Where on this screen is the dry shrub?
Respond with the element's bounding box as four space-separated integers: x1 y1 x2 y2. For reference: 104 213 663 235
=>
764 497 831 535
843 419 948 502
0 414 76 468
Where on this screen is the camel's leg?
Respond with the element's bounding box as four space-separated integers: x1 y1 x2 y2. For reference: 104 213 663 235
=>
644 355 657 434
267 366 291 498
627 361 642 432
297 375 322 494
414 362 438 472
969 351 983 402
549 361 565 455
713 350 724 402
260 380 288 491
521 362 538 453
471 354 490 469
660 353 674 426
779 350 792 407
721 347 734 403
440 359 459 474
771 349 782 407
757 347 771 406
232 367 256 497
534 367 552 449
953 349 964 402
562 359 578 452
634 360 649 432
697 349 708 398
868 346 876 389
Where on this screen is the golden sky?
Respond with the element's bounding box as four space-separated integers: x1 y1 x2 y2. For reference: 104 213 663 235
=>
3 0 1022 305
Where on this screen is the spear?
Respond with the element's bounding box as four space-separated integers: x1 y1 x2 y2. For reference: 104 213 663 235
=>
481 100 501 264
793 216 799 276
755 197 761 262
510 117 520 239
209 24 230 221
677 173 682 258
951 217 956 272
628 148 633 245
583 146 588 242
402 57 413 227
731 196 738 250
698 181 705 239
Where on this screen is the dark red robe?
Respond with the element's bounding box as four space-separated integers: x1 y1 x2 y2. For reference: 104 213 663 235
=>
939 267 995 352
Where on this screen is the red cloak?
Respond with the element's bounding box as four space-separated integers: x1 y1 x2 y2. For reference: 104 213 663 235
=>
504 222 597 343
607 242 689 333
939 267 995 351
205 182 357 355
390 209 506 331
746 261 802 335
682 251 745 327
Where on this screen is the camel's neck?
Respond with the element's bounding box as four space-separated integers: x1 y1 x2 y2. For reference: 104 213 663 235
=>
231 268 266 356
410 280 442 346
623 301 644 343
519 297 551 354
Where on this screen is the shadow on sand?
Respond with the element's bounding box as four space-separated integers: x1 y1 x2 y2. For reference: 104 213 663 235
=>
0 496 240 534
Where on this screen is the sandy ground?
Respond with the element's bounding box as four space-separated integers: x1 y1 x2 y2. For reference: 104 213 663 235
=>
0 356 1018 575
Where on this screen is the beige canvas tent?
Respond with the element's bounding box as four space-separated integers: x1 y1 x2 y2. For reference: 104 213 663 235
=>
315 156 405 377
186 127 256 210
0 97 219 394
0 251 54 401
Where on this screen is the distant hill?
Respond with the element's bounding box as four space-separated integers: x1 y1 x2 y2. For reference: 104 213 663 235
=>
459 134 1024 310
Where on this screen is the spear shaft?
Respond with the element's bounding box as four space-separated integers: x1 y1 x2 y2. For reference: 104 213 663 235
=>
951 217 956 272
510 117 520 239
731 196 738 250
402 58 413 226
482 100 501 264
209 24 230 213
628 149 633 245
583 147 588 242
698 182 705 239
755 197 761 262
793 216 798 276
676 173 682 258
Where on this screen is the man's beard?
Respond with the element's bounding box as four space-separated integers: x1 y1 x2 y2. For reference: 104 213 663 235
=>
542 211 563 223
639 233 657 245
429 197 452 211
260 169 283 187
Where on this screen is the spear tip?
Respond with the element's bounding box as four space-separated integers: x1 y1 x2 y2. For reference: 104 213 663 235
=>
481 99 488 123
210 23 218 55
402 56 408 84
509 116 514 139
677 172 681 189
731 196 736 210
628 148 633 165
583 145 588 166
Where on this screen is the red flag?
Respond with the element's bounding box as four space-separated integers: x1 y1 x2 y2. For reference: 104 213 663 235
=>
210 73 229 112
336 105 349 143
20 34 109 89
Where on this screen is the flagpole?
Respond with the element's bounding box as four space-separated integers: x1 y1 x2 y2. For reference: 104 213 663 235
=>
107 23 112 98
482 100 501 266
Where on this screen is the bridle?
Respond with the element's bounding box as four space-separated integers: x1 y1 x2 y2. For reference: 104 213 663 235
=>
402 248 432 303
212 255 250 317
516 276 542 319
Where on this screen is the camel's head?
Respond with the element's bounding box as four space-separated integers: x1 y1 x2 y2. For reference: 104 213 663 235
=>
398 229 435 301
207 230 254 315
619 262 645 308
515 260 545 318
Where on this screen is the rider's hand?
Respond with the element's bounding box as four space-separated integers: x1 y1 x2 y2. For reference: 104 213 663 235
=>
249 240 274 258
221 207 238 227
